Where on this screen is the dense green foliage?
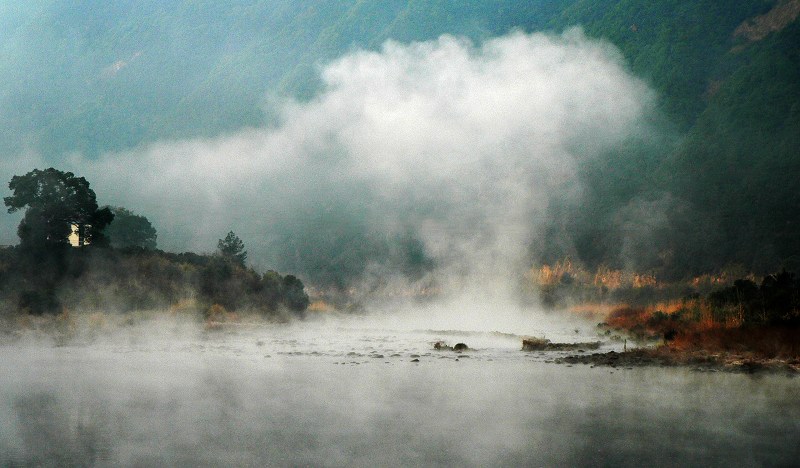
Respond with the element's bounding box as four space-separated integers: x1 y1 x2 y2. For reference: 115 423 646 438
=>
217 231 247 266
103 206 157 250
0 168 308 317
4 168 113 249
1 1 798 279
0 245 309 317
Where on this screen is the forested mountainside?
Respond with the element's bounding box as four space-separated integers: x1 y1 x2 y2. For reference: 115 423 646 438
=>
543 0 800 276
1 0 797 281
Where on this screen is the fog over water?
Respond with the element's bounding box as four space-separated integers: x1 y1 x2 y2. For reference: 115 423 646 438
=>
1 317 799 467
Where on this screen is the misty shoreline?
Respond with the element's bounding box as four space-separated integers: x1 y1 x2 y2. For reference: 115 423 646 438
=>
554 347 800 376
3 311 797 377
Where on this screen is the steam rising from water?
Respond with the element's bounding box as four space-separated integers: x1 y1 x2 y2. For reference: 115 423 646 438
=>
1 325 798 466
2 28 798 468
57 29 654 293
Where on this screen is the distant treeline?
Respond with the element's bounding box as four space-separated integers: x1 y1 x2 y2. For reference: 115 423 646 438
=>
706 270 800 327
1 168 308 319
0 245 309 318
533 259 800 326
597 270 800 360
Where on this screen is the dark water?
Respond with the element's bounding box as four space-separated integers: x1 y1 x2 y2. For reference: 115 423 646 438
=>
1 318 798 467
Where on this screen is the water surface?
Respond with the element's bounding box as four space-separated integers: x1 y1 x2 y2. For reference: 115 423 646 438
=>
1 315 798 466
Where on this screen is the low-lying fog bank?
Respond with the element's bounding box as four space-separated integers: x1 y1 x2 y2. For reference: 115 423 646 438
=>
0 302 607 364
1 311 799 466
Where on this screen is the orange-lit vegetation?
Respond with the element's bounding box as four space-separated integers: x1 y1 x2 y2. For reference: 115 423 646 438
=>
531 259 659 290
590 270 800 360
307 300 332 313
531 259 697 308
529 259 782 312
532 259 800 361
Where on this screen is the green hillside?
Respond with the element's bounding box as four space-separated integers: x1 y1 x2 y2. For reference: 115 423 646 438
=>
532 0 800 277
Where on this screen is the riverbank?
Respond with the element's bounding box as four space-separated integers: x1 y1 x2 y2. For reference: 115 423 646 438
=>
562 293 800 375
556 346 800 375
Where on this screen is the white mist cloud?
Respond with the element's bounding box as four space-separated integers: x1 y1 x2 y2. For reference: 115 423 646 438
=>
63 29 654 289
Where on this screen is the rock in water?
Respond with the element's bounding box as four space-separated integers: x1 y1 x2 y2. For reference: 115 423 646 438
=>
521 338 551 351
453 343 468 352
522 338 602 351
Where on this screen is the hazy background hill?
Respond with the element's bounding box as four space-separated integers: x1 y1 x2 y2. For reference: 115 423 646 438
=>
1 0 798 284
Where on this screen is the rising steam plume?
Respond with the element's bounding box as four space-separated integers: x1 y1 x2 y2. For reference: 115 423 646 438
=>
49 29 656 293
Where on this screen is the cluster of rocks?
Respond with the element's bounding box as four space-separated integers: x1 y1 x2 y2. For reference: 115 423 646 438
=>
556 349 674 368
433 341 469 352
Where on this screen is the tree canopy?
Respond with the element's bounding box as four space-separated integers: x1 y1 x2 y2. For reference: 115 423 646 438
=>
4 168 113 248
103 206 157 250
218 231 247 266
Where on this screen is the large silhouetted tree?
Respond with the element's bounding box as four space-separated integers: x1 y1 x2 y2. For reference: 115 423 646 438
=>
4 168 113 249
